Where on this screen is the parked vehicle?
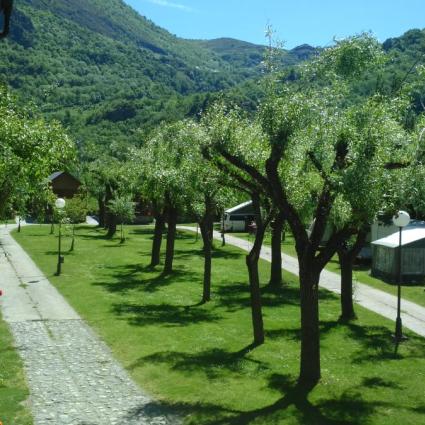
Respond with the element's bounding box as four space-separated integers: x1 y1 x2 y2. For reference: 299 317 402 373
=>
222 201 256 232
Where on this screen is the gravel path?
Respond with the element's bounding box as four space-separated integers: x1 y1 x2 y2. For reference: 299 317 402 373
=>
178 226 425 338
0 225 180 425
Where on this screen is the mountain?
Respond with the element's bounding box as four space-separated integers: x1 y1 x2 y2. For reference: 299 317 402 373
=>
193 38 318 78
1 0 423 152
0 0 273 149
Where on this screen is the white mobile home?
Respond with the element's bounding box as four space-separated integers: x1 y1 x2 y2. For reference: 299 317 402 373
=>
371 227 425 283
222 201 256 232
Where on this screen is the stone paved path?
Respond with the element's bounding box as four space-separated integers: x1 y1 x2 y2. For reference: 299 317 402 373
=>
178 226 425 338
0 225 180 425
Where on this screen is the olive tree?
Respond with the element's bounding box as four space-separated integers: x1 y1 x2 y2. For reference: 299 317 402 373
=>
108 196 135 243
176 120 239 303
202 35 414 385
202 105 274 345
0 85 75 218
64 194 89 251
135 122 193 274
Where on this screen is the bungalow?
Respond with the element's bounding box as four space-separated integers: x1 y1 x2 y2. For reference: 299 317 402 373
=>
47 171 81 198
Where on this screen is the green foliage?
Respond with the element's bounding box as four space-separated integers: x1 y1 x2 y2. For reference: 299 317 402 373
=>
2 0 423 154
108 196 135 224
193 37 317 79
65 195 89 224
311 33 386 80
1 0 270 149
0 84 76 216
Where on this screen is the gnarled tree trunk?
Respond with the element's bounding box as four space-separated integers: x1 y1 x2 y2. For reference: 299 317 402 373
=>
98 194 106 228
151 207 165 267
338 249 356 321
337 230 367 321
105 184 117 238
298 263 321 385
164 203 178 275
246 193 270 346
199 195 214 303
269 211 284 288
0 0 13 38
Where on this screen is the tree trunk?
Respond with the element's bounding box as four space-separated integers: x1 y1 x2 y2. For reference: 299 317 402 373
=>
105 185 117 238
164 205 178 275
106 215 117 238
151 211 165 267
98 194 106 228
245 193 269 346
120 222 125 243
336 230 367 321
298 264 321 386
70 224 75 251
199 207 214 303
246 248 265 345
221 211 226 246
269 212 284 288
338 249 357 321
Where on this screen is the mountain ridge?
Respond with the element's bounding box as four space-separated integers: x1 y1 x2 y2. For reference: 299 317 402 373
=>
1 0 424 151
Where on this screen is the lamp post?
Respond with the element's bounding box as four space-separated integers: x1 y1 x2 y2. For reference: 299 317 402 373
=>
55 198 66 276
392 210 410 342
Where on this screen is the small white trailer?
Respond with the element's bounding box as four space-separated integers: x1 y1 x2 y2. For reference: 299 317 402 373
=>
222 201 256 232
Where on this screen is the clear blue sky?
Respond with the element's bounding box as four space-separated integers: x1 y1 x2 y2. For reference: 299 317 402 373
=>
123 0 425 48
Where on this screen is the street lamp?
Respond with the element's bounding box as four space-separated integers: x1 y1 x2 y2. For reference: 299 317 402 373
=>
55 198 66 276
392 210 410 342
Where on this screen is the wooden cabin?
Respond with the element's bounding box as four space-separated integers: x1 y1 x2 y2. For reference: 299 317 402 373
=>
48 171 81 198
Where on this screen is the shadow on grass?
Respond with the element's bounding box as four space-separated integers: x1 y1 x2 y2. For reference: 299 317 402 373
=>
222 373 409 425
132 343 265 379
112 302 220 328
173 248 243 261
128 228 157 236
316 320 425 363
123 368 424 425
215 283 337 313
361 376 404 390
343 322 425 363
125 374 400 425
124 399 237 425
93 264 199 294
78 230 111 241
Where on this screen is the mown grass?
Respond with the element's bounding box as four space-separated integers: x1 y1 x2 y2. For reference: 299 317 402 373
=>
0 313 32 424
230 230 425 308
12 224 425 425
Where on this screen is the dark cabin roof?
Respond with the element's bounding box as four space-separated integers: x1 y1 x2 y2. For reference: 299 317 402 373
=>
48 171 63 180
47 171 80 184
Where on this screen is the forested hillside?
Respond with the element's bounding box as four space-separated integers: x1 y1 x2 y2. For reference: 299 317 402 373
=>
0 0 273 149
192 38 317 78
341 30 421 104
0 0 424 153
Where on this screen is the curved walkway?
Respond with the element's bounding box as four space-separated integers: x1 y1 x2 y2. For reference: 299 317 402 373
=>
178 226 425 338
0 225 179 425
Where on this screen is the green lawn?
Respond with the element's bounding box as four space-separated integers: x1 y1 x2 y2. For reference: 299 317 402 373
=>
12 225 425 425
0 313 32 424
229 231 425 308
